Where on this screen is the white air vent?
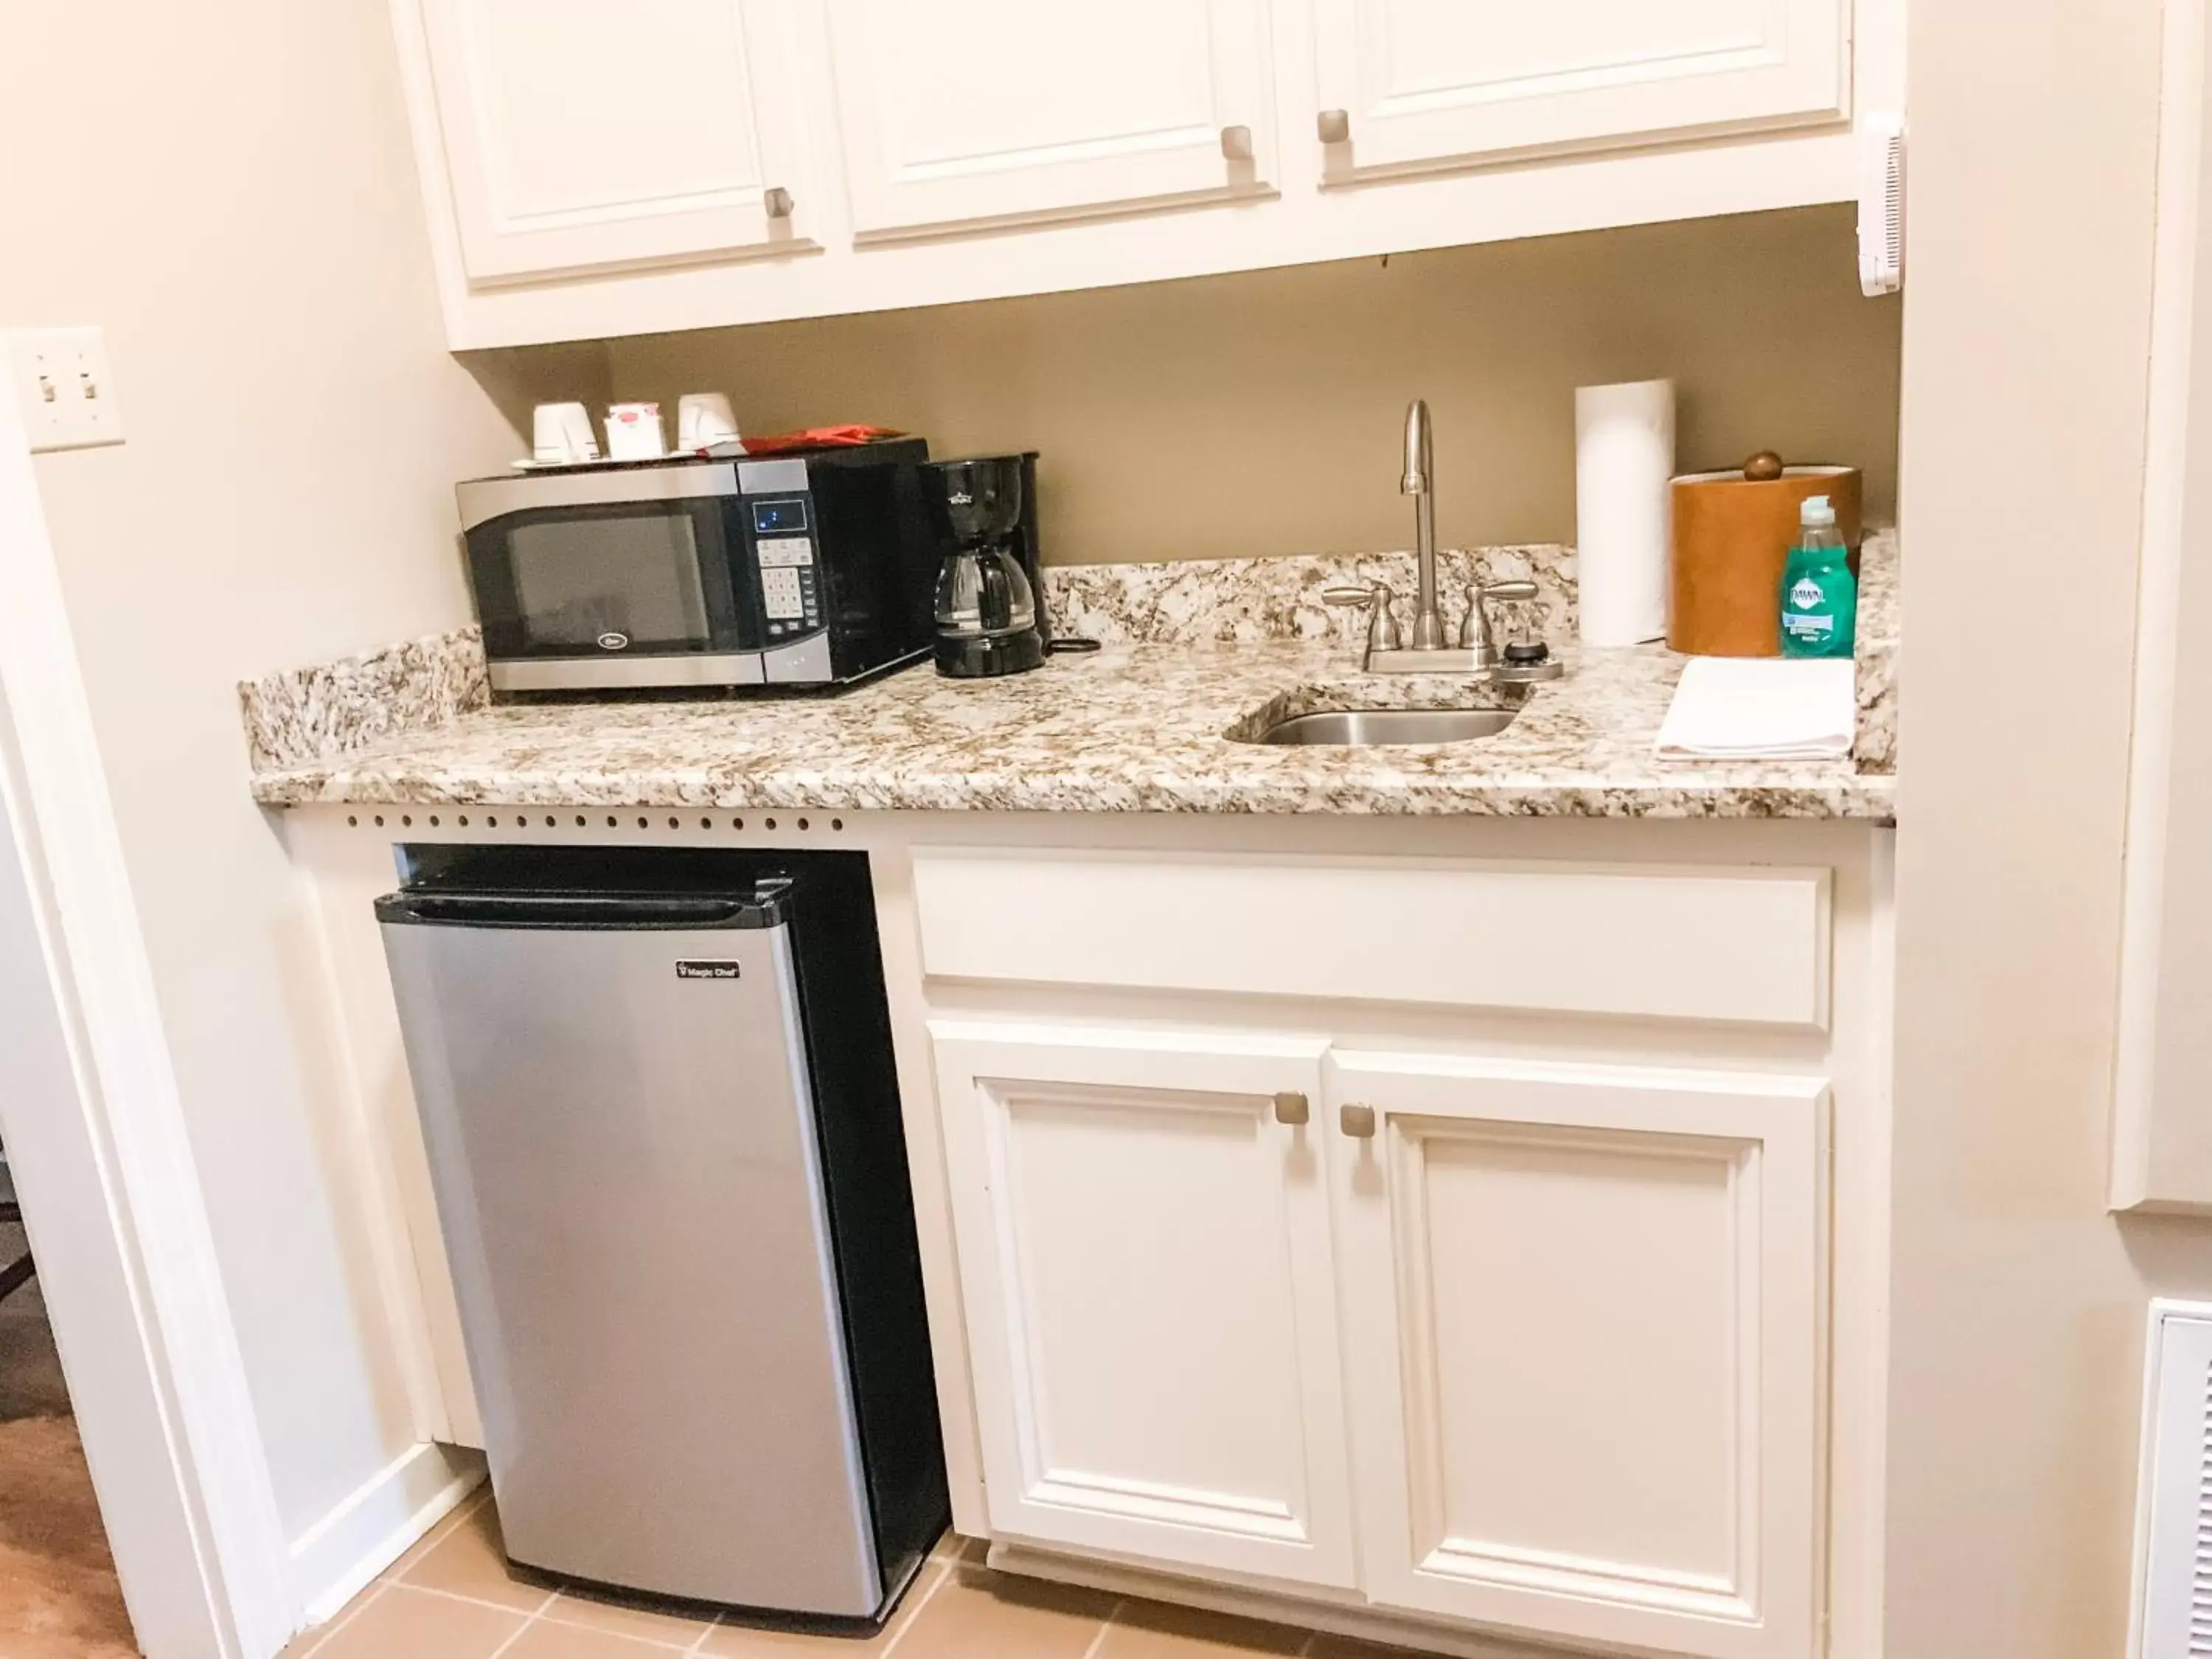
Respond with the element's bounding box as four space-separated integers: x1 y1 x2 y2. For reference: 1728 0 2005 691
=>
2130 1301 2212 1657
1857 114 1905 296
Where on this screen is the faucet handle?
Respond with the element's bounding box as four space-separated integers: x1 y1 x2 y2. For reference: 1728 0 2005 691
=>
1458 579 1541 655
1325 582 1403 654
1456 583 1484 652
1375 588 1404 650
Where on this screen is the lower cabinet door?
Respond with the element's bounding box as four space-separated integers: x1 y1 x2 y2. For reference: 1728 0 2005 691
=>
930 1020 1357 1589
1326 1051 1828 1659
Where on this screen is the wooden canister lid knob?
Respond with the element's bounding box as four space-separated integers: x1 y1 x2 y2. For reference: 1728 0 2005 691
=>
1743 450 1785 481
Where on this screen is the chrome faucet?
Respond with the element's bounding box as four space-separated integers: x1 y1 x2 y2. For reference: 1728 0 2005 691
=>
1327 397 1560 677
1347 397 1485 672
1401 398 1446 650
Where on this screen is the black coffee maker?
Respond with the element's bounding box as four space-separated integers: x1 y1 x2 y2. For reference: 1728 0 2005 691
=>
922 453 1048 678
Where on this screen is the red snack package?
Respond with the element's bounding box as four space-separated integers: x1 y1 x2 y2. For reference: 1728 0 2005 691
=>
737 425 905 454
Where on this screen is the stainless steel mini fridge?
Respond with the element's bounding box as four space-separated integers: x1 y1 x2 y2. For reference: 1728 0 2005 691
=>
377 846 945 1625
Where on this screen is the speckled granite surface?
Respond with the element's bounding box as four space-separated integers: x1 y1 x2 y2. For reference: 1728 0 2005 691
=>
238 627 487 773
242 538 1896 821
1043 533 1896 771
1851 531 1899 772
1045 545 1574 650
247 638 1893 821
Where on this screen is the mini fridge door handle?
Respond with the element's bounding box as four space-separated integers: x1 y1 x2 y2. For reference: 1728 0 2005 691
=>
375 891 768 929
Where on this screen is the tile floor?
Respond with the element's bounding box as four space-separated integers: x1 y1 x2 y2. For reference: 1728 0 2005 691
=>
280 1492 1402 1659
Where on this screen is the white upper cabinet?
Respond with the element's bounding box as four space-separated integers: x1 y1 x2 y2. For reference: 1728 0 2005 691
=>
928 1020 1359 1590
416 0 818 282
821 0 1276 237
1309 0 1851 180
388 0 1899 344
1326 1050 1828 1659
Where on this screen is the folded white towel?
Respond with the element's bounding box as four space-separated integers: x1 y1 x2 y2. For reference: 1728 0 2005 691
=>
1654 656 1857 761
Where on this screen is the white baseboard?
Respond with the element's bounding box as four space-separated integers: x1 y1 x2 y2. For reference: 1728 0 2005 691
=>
290 1440 486 1626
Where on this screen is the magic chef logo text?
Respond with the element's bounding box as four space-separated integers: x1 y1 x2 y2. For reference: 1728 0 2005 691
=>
675 961 741 979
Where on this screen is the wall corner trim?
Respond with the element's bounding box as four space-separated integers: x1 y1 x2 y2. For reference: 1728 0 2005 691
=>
2112 0 2212 1213
0 360 299 1655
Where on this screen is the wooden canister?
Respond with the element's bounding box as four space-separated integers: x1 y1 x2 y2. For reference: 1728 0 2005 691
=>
1669 456 1863 655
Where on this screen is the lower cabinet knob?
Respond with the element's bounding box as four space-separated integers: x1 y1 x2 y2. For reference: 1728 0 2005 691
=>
1340 1102 1377 1138
1272 1091 1310 1126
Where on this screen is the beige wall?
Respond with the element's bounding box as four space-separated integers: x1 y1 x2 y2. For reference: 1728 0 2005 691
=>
1885 0 2212 1655
602 206 1899 564
0 0 554 1551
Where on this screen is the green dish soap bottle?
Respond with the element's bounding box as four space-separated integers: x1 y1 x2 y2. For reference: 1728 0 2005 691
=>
1779 494 1857 658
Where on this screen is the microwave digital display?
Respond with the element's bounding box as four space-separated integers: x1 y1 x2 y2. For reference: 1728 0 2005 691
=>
751 498 810 535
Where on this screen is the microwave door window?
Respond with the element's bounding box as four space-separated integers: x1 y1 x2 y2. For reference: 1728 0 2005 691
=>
508 515 712 652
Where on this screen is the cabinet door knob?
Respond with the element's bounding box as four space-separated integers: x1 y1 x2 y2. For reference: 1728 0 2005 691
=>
764 186 794 219
1340 1102 1377 1138
1316 108 1351 145
1220 124 1255 162
1272 1090 1310 1126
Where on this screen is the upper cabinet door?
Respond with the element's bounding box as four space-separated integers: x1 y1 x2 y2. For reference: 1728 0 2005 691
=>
824 0 1277 239
1326 1050 1828 1659
418 0 818 282
928 1020 1357 1590
1310 0 1851 181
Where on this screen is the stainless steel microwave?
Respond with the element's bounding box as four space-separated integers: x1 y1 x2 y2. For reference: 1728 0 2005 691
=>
454 441 937 692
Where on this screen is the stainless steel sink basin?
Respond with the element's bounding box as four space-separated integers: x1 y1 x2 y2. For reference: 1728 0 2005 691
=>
1253 708 1519 746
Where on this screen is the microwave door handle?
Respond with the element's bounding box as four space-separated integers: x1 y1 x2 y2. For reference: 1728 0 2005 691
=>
454 462 742 535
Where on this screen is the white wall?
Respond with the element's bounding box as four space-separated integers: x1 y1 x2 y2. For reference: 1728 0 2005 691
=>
1885 0 2212 1653
0 0 555 1596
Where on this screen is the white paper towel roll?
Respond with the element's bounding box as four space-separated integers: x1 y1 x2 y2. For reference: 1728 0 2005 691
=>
1575 378 1675 647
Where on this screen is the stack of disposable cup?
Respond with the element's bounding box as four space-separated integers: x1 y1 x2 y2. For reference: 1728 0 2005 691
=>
1574 379 1675 647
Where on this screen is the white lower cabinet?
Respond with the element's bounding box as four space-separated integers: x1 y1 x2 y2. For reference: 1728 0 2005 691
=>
1326 1050 1828 1659
932 1020 1829 1659
928 1020 1360 1589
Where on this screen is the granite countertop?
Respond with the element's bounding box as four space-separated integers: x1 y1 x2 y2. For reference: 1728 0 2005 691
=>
241 539 1897 822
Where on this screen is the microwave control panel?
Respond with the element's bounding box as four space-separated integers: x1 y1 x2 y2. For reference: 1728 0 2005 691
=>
748 495 821 639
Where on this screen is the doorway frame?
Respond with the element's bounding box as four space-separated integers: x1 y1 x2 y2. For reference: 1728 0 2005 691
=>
0 366 297 1655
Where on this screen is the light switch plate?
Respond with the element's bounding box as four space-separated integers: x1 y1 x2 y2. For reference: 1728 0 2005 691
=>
5 327 124 452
